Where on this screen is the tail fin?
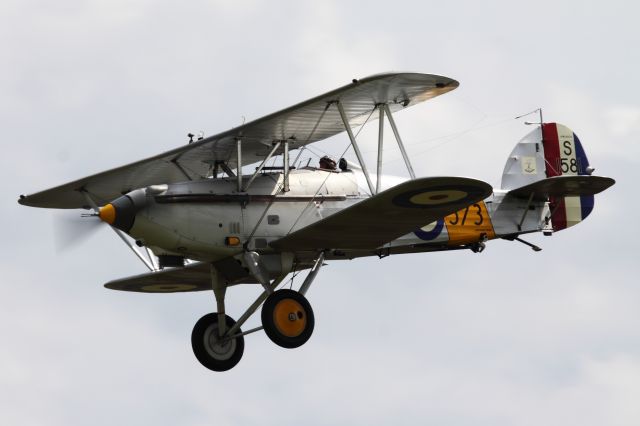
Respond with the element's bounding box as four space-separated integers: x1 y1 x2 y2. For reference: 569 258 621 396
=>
501 123 599 232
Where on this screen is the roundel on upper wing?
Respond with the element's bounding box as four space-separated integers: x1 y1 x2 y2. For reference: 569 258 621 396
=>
414 219 445 240
409 190 468 205
392 187 471 208
141 284 198 293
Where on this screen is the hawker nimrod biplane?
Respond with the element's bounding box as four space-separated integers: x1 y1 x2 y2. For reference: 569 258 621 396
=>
19 73 615 371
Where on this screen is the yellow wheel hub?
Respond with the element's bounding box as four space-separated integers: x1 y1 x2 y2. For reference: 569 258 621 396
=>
273 298 306 338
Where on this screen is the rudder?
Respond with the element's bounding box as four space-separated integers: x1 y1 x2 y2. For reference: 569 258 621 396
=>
541 123 594 231
501 123 597 232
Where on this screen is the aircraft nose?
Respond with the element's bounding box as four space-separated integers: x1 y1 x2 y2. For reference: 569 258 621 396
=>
98 189 147 232
99 204 116 224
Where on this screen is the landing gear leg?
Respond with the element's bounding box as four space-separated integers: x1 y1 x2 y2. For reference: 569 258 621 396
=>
191 265 244 372
211 266 227 336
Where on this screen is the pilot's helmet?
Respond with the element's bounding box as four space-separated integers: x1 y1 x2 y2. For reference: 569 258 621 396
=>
319 156 337 170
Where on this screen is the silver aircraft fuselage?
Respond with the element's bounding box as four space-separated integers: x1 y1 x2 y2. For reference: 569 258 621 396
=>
110 167 548 263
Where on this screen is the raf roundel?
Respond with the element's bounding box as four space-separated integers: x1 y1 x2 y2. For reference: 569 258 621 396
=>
409 190 468 205
392 187 472 208
414 219 445 240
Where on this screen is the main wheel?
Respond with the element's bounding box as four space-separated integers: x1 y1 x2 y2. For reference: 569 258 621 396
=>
191 313 244 372
261 289 314 348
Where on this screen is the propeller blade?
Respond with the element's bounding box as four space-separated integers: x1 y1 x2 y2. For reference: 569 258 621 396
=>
52 211 104 251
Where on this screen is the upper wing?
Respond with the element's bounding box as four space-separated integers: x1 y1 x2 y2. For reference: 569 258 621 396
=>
19 72 458 209
507 175 615 201
270 177 493 251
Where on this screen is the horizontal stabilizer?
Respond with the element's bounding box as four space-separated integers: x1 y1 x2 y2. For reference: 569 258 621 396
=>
507 175 615 201
270 176 493 251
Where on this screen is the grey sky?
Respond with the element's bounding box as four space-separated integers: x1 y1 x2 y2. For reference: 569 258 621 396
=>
2 1 639 425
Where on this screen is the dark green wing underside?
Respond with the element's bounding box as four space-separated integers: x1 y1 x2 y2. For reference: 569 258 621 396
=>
270 176 493 251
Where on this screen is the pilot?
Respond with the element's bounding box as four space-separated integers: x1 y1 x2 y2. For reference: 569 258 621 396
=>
319 155 337 170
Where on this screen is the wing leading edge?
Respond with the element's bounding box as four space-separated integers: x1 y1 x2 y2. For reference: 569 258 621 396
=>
270 177 493 251
19 72 458 209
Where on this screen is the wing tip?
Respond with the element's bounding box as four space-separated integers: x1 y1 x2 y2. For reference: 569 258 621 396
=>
356 72 459 91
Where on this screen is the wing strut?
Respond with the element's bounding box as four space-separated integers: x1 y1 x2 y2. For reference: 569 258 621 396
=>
383 104 416 180
283 140 290 192
337 101 418 196
236 138 243 192
170 158 193 181
376 105 385 193
299 251 325 296
337 101 376 195
222 273 288 341
243 141 282 191
219 161 235 177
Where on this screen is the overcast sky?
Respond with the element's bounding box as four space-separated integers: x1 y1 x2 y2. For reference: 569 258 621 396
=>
2 1 639 425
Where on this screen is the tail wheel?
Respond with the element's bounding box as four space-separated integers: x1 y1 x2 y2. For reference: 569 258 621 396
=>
191 313 244 372
261 289 314 348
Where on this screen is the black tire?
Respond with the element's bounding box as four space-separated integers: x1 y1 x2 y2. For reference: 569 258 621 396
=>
191 313 244 372
261 289 314 349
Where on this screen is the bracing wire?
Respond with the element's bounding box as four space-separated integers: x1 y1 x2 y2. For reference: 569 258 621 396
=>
376 115 516 166
286 107 377 236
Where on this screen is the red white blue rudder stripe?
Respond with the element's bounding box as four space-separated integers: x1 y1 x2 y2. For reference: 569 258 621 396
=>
541 123 594 231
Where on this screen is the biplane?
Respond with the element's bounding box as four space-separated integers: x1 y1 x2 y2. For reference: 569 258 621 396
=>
18 73 615 371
